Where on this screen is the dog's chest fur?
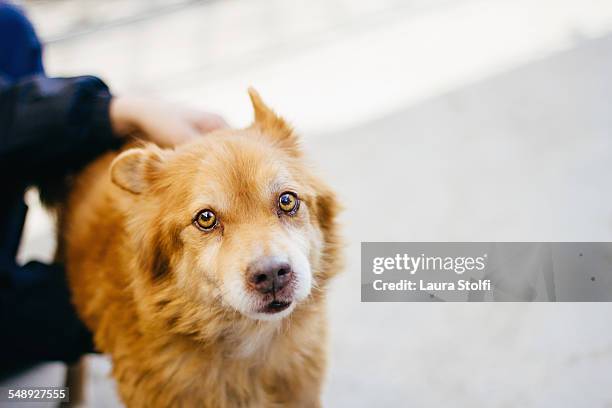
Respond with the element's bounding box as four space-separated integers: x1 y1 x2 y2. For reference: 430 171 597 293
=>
103 308 325 408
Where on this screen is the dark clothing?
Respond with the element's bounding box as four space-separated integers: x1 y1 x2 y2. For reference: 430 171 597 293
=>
0 75 117 187
0 2 119 373
0 1 43 82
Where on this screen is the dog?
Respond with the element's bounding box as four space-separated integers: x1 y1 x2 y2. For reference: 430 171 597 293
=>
58 89 342 407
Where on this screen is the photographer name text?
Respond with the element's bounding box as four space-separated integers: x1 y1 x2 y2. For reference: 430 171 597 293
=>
372 279 491 291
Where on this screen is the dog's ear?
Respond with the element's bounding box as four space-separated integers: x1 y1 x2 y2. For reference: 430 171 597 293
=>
110 146 165 194
248 87 300 155
312 183 343 282
314 185 341 237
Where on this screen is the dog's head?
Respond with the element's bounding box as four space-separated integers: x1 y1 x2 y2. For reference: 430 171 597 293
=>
110 89 340 324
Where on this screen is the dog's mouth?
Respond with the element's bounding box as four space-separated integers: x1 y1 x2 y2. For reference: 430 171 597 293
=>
261 299 292 314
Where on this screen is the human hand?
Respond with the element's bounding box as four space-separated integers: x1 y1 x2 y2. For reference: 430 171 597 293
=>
110 96 228 147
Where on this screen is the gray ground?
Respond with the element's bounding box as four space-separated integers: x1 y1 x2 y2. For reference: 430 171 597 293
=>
5 0 612 406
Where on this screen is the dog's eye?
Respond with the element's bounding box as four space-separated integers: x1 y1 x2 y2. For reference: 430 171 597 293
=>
194 210 217 231
278 192 299 214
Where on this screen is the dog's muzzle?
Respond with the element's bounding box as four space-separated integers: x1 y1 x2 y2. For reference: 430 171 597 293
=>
246 257 295 313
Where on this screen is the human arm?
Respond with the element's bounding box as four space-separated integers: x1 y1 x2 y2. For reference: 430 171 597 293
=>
0 75 227 187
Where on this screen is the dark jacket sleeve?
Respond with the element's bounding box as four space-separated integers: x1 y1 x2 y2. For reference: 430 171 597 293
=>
0 75 121 186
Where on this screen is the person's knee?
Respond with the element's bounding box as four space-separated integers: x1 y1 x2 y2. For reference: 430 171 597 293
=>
0 3 37 40
0 3 44 80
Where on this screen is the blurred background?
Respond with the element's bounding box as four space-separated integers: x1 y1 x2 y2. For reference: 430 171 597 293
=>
6 0 612 406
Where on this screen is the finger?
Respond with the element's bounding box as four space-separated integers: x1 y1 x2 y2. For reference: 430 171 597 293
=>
193 114 229 134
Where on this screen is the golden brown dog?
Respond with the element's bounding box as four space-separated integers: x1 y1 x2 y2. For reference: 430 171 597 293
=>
58 89 342 407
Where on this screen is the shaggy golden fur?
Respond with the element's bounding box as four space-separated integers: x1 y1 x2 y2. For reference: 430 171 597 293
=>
58 89 342 407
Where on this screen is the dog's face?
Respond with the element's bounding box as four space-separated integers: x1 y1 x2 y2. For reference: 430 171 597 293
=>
111 89 339 323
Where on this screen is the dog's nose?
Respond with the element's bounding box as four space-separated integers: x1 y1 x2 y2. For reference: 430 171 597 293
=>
247 258 293 294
